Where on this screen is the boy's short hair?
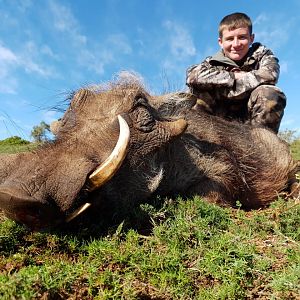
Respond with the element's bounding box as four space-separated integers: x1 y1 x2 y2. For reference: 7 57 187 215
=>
218 12 252 38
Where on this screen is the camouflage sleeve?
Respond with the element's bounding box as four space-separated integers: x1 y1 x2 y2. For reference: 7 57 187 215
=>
227 49 280 100
186 58 235 90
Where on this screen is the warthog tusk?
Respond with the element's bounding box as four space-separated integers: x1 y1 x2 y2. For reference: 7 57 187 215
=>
88 115 130 191
65 202 91 223
66 115 130 223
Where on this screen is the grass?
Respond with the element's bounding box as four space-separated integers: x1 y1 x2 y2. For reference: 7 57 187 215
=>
0 140 299 299
291 139 300 161
0 143 37 154
0 137 37 154
1 197 299 299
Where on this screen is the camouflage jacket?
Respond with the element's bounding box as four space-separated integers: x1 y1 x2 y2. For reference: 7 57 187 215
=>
186 43 280 101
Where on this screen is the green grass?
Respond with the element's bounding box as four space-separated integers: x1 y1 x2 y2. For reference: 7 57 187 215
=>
291 139 300 161
0 137 37 154
0 140 299 299
0 197 299 299
0 143 37 154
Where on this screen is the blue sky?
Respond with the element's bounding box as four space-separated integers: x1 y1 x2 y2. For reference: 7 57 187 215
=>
0 0 299 140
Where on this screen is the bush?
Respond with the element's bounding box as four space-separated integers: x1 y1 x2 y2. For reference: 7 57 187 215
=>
278 129 299 144
0 136 30 146
290 139 300 161
0 136 36 154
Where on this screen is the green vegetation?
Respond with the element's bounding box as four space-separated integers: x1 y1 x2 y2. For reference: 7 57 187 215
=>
0 139 299 299
0 136 36 154
279 129 300 161
291 139 300 161
0 197 299 299
30 121 51 143
0 136 30 146
278 129 299 145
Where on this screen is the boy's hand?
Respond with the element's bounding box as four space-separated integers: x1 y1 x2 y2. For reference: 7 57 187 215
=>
231 68 247 79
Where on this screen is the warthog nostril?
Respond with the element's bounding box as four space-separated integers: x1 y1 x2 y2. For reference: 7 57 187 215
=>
0 186 36 212
0 186 63 230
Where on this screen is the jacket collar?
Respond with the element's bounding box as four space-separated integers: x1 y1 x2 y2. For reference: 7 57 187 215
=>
210 42 261 67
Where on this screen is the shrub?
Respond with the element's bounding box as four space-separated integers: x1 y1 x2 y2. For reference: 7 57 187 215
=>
0 136 30 146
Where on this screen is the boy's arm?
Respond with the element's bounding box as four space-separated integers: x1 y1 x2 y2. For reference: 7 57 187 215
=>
227 50 280 99
186 58 235 90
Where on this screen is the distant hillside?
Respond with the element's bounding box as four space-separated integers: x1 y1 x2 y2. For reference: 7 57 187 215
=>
0 136 37 154
291 139 300 161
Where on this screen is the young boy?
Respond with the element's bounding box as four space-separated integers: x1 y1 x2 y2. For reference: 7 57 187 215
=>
186 12 286 133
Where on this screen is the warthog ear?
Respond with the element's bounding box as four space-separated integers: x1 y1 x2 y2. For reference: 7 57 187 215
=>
158 92 197 118
164 118 188 137
0 187 63 230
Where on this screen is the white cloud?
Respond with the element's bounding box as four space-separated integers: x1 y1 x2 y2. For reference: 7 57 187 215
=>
280 117 300 134
49 0 87 46
76 49 107 75
154 20 196 85
253 13 295 50
19 42 55 76
0 44 19 94
23 61 51 76
41 45 59 60
1 98 30 110
0 115 6 121
48 0 121 76
14 0 33 13
41 110 60 124
0 10 18 28
255 28 288 50
0 41 58 94
0 78 18 94
40 1 135 80
280 61 288 73
281 118 295 127
79 33 132 74
0 45 18 63
107 34 132 55
253 14 268 26
163 20 196 60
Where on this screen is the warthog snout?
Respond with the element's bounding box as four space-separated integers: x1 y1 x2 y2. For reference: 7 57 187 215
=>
0 186 63 230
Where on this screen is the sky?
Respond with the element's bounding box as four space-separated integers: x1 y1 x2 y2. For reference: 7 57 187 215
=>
0 0 299 140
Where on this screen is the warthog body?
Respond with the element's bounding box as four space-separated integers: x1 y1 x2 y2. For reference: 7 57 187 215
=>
0 77 298 230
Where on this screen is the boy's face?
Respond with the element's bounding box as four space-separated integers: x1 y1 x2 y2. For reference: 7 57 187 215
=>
218 26 254 62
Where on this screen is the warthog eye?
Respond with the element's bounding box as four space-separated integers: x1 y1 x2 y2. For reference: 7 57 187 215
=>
134 95 148 106
133 106 155 133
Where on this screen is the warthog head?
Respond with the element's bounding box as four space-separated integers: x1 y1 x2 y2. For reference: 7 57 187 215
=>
0 78 194 230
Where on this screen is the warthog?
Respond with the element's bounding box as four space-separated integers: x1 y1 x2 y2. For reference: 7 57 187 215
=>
0 76 298 230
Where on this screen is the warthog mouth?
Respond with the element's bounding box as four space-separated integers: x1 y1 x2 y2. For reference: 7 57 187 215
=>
65 202 91 223
0 115 130 229
65 114 130 223
0 186 63 230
